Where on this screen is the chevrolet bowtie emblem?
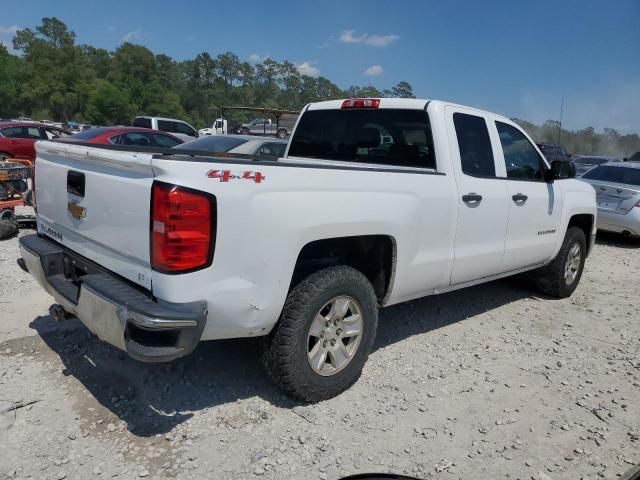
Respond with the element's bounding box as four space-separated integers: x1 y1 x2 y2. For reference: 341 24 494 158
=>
67 202 86 220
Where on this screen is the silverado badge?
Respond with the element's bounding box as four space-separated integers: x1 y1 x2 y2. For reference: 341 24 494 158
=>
67 201 86 220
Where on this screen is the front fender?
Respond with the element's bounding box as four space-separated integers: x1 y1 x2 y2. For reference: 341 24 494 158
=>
548 181 597 262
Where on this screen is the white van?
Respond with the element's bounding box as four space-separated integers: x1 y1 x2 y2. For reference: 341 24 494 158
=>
132 116 198 142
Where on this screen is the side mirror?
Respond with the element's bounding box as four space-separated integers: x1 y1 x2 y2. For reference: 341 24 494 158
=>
548 160 576 181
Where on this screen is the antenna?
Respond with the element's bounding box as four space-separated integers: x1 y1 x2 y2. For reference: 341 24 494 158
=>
557 98 564 146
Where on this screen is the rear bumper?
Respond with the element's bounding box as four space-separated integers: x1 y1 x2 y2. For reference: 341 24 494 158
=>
18 234 207 362
597 209 640 237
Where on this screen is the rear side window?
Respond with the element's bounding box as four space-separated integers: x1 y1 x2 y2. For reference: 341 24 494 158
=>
496 121 544 180
133 117 152 129
120 132 152 146
153 134 182 148
583 166 640 186
453 113 495 177
0 126 42 139
257 142 287 157
157 120 173 133
288 109 436 169
174 136 247 152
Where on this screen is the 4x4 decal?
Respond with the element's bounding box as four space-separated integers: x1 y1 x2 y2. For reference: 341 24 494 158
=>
206 170 265 183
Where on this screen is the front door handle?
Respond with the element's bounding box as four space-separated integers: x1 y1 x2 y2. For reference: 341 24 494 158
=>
462 193 483 204
512 193 528 203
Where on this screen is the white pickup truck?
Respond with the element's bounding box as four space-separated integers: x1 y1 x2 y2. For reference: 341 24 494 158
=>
19 98 596 401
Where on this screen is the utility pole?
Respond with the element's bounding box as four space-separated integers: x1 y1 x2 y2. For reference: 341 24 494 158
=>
557 98 564 146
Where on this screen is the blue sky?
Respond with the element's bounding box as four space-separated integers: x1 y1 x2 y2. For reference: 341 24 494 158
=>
2 0 639 133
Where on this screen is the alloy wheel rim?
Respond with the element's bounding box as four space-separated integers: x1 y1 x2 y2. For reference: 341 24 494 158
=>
307 295 364 376
564 243 582 285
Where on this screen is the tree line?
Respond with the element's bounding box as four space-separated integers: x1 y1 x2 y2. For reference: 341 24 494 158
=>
1 17 638 157
0 17 414 128
512 119 639 159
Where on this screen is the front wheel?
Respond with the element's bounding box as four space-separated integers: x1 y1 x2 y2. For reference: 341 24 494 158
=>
534 226 587 298
261 266 378 402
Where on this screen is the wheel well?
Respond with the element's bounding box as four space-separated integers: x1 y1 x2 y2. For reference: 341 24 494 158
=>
291 235 395 302
568 214 594 253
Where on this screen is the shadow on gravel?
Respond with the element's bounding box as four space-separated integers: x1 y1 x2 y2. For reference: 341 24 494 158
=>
29 276 539 437
595 231 640 249
30 314 296 438
374 276 540 351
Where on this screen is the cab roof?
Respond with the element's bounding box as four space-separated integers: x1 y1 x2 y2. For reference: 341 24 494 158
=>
304 98 515 126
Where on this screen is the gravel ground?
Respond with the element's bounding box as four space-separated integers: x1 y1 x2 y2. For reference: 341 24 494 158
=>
0 221 638 480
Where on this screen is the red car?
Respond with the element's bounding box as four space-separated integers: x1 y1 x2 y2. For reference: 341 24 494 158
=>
65 127 184 148
0 122 72 161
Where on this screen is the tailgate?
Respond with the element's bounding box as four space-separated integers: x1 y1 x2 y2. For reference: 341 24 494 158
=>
34 141 155 290
592 181 640 215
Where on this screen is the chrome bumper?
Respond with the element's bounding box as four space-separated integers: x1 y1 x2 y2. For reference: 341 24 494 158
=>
18 234 206 362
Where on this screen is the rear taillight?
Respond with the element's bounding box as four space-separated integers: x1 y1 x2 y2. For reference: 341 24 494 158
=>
151 182 215 273
341 98 380 109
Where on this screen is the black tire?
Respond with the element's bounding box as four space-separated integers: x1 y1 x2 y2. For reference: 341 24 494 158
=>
0 152 11 161
276 129 287 139
0 219 18 240
261 265 378 402
534 226 587 298
240 128 250 135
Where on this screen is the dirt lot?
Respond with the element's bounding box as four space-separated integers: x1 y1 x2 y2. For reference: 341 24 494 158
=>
0 223 638 480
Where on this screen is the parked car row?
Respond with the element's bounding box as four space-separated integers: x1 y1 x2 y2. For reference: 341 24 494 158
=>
0 122 72 161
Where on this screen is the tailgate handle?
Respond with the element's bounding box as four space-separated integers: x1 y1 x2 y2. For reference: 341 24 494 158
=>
67 170 85 197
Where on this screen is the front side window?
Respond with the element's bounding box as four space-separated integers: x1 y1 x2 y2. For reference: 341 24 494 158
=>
288 109 436 169
453 113 495 177
174 122 195 136
496 122 544 180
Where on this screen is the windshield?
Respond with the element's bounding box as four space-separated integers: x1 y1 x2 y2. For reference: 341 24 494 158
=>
289 108 436 169
582 165 640 185
174 135 247 152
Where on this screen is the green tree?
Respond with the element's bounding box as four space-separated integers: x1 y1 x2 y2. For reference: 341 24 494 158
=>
85 80 131 125
0 45 27 117
13 17 91 120
391 81 415 98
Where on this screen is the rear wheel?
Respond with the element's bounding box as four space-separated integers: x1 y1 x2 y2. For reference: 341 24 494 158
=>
534 226 587 298
261 265 378 402
276 129 287 139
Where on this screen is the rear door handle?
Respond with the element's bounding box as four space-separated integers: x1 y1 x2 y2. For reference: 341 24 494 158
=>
512 193 528 203
462 193 483 204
